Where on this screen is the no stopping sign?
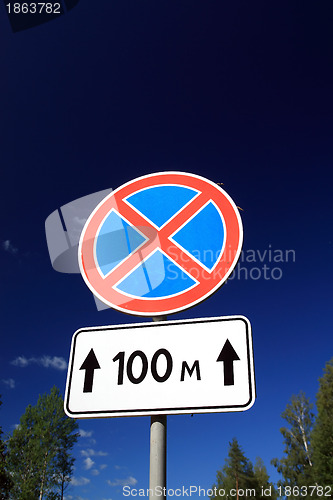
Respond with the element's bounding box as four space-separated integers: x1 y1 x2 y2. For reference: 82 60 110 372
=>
79 172 243 316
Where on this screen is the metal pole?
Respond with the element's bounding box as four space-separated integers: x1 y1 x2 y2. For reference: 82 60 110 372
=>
149 315 167 500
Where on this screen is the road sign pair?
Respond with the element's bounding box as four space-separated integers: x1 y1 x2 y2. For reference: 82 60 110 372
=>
59 172 255 417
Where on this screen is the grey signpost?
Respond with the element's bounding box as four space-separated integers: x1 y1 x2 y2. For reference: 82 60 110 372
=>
149 414 167 499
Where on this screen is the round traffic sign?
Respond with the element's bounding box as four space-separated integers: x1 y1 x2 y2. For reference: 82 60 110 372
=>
79 172 243 316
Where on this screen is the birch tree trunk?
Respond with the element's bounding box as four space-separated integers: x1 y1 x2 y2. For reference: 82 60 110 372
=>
39 449 49 500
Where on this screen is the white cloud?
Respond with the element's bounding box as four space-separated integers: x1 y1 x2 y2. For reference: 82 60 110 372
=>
100 464 108 470
70 476 90 487
12 356 29 367
40 356 67 370
2 240 18 254
91 469 100 476
2 378 15 389
107 476 138 487
11 355 67 371
83 457 94 470
81 448 108 457
79 429 93 438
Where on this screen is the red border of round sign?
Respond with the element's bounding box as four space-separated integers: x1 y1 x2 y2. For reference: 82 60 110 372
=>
79 172 243 316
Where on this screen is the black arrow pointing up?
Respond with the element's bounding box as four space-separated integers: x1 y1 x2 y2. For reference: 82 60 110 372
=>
217 340 240 386
80 349 101 393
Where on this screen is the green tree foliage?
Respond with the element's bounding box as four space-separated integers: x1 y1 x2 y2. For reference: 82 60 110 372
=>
211 438 276 499
253 457 278 500
311 358 333 486
0 396 13 499
7 386 79 500
271 391 314 498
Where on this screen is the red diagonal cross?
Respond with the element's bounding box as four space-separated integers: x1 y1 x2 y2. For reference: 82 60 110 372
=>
101 191 212 289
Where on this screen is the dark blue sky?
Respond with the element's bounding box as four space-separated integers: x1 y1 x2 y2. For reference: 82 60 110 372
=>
1 1 333 499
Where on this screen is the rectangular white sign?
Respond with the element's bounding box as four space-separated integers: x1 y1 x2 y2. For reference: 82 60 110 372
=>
64 316 255 418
